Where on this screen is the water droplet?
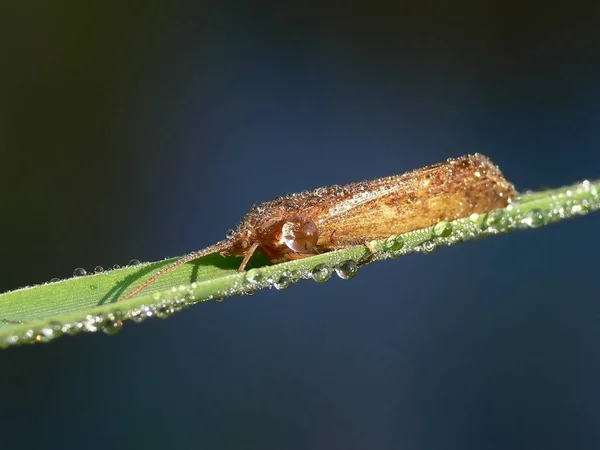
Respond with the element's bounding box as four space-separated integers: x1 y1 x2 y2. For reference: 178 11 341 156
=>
128 259 141 267
90 284 97 290
156 304 175 319
73 268 86 277
274 272 291 290
421 240 437 253
225 229 235 239
570 202 590 215
311 264 333 283
36 327 56 343
5 335 19 346
335 260 358 280
481 209 510 232
101 316 123 335
130 310 146 324
113 264 121 270
384 236 404 251
432 221 452 237
246 269 264 284
521 209 545 228
94 266 104 273
50 278 60 283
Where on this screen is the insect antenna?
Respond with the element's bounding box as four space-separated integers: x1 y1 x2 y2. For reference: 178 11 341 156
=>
120 240 232 301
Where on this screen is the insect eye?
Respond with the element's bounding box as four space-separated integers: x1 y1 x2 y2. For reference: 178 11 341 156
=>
281 218 319 253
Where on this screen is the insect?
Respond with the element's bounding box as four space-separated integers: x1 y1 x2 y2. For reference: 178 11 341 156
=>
121 153 515 300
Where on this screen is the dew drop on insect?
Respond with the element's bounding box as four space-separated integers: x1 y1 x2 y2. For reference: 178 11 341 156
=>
311 264 333 283
521 209 545 228
274 273 291 290
94 266 104 273
73 268 86 277
335 260 358 280
128 259 141 267
225 229 235 239
432 221 452 238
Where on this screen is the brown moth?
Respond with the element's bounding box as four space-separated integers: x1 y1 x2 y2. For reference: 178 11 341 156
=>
122 153 515 300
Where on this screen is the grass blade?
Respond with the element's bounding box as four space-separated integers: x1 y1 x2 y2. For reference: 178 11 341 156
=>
1 179 598 348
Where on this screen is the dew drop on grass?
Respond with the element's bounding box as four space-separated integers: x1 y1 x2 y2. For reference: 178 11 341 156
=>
521 209 545 228
50 277 60 283
246 269 264 285
432 221 452 237
156 304 175 319
128 259 141 267
274 272 291 290
481 209 510 232
335 260 358 280
101 317 123 335
384 235 404 251
73 268 86 277
311 264 333 283
94 266 104 273
421 240 437 254
113 264 121 270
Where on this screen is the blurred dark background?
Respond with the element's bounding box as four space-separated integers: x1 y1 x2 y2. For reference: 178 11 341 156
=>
2 1 600 449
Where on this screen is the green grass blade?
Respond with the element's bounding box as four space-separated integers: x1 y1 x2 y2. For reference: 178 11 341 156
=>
1 179 598 348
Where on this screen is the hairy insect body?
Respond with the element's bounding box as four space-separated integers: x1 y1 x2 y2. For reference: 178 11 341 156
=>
225 153 515 264
122 153 514 300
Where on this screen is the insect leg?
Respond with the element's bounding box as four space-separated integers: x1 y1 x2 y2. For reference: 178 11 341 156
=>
237 241 260 272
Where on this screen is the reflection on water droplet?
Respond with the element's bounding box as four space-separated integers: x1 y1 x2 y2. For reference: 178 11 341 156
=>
274 273 291 290
311 264 333 283
156 304 174 319
128 259 141 267
246 269 263 284
384 236 404 251
130 310 146 324
481 209 510 232
570 202 590 215
421 240 436 253
521 209 545 228
73 268 86 277
102 317 123 335
335 260 358 280
94 266 104 273
432 221 452 237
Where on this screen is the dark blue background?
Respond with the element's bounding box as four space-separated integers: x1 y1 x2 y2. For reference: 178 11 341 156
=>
2 2 600 449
